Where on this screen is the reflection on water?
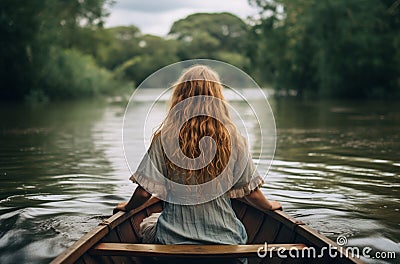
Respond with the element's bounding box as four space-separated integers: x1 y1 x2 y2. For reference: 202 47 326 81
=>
0 95 399 263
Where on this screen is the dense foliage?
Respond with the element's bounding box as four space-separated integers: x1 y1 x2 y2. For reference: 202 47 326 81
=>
0 0 124 101
169 13 249 69
0 0 398 101
248 0 400 98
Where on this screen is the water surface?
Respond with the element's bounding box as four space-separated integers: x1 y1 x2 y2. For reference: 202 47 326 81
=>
0 93 399 263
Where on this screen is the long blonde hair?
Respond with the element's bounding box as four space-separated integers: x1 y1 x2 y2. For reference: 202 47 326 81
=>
154 65 237 185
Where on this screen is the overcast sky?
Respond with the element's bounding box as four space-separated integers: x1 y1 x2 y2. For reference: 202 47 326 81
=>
105 0 259 36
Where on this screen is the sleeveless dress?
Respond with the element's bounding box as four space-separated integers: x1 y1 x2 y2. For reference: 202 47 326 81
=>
130 136 264 245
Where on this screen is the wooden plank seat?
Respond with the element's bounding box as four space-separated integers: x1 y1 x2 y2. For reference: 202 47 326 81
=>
89 243 307 258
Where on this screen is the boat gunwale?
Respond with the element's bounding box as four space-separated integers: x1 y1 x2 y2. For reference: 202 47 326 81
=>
50 198 160 264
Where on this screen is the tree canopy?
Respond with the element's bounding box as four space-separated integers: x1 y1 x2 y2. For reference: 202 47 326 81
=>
0 1 398 101
248 0 400 98
0 0 120 101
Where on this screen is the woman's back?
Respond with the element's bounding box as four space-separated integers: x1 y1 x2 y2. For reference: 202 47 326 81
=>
133 133 264 245
124 65 270 245
156 195 247 244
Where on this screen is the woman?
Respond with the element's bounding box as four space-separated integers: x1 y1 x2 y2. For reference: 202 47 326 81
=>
115 65 281 245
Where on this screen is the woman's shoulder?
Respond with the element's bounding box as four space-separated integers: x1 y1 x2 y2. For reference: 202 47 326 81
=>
149 133 163 151
231 134 249 156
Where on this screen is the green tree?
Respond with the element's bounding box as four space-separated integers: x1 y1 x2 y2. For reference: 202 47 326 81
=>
97 25 142 70
249 0 400 99
0 1 48 99
0 0 117 101
169 12 249 68
98 26 179 85
122 34 179 85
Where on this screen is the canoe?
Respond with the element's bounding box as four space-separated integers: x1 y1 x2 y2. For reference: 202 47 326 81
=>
51 197 364 264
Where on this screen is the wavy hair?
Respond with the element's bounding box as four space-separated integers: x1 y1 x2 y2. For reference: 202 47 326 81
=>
153 65 238 185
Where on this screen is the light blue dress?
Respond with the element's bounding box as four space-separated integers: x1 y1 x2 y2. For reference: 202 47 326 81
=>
130 136 264 245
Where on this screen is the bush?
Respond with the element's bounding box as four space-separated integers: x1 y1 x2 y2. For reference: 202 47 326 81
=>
38 48 129 100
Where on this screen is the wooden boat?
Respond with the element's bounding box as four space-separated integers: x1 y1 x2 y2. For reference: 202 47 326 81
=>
51 197 364 264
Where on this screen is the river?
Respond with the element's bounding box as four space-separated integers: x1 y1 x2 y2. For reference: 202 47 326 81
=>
0 91 399 263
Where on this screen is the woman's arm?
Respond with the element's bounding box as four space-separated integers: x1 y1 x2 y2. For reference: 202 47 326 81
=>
114 185 157 212
241 188 282 211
